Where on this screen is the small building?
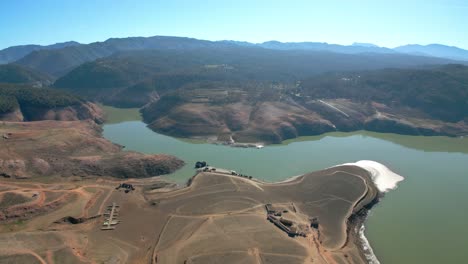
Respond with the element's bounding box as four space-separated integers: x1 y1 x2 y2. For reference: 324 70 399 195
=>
279 218 293 227
265 204 275 214
310 217 319 229
195 161 207 168
116 183 135 192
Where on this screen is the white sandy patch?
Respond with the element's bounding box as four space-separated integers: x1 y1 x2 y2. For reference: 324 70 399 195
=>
330 160 404 264
339 160 404 193
358 224 380 264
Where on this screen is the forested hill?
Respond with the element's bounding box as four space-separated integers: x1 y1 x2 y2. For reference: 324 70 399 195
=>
136 64 468 141
300 64 468 122
15 37 236 77
0 64 52 86
0 41 80 64
53 48 462 107
0 84 103 123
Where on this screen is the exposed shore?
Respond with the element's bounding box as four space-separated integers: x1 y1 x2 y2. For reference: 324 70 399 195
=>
183 160 402 263
142 98 468 145
338 160 404 264
271 160 404 264
0 159 402 263
0 120 184 179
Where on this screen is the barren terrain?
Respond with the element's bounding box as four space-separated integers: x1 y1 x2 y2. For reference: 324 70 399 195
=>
0 163 381 264
0 120 184 179
143 96 468 144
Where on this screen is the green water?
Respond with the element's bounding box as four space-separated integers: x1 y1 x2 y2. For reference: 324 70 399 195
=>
102 107 468 264
100 104 142 124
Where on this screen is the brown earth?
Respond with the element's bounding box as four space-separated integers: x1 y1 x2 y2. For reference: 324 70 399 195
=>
147 166 379 264
0 164 382 264
144 101 336 144
0 120 184 179
142 96 468 144
0 101 105 124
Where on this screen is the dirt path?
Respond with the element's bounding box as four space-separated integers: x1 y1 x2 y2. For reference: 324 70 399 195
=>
318 100 350 118
98 188 114 214
82 189 103 218
152 215 173 263
46 250 54 264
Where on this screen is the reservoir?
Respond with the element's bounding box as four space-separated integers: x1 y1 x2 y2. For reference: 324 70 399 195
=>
102 107 468 264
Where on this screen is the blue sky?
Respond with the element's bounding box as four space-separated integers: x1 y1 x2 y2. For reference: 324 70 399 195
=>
1 0 467 49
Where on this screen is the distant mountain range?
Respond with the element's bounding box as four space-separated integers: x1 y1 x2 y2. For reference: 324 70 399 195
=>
0 41 80 64
394 44 468 61
0 36 467 78
257 41 396 54
0 35 466 140
13 36 237 77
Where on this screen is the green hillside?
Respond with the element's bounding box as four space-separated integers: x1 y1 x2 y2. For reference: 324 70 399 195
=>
0 64 52 85
300 64 468 122
54 48 465 108
0 84 82 114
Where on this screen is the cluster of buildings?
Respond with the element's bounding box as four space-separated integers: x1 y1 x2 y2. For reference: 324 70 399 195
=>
265 204 319 237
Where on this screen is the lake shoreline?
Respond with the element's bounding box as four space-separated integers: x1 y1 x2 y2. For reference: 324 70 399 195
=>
179 162 386 263
102 107 468 263
187 161 400 264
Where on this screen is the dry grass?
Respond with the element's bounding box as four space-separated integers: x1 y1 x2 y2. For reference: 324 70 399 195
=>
0 164 377 264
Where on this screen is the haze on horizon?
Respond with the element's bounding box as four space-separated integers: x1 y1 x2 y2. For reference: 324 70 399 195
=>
1 0 467 50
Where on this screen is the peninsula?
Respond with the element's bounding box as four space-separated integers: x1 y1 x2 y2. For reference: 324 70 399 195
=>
0 157 403 263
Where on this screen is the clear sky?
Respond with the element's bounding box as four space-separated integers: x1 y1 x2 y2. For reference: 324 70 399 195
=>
1 0 467 50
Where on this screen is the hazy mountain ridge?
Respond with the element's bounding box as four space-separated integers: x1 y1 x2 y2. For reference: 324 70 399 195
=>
258 40 396 54
2 36 467 78
14 36 237 77
0 41 80 64
395 44 468 61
